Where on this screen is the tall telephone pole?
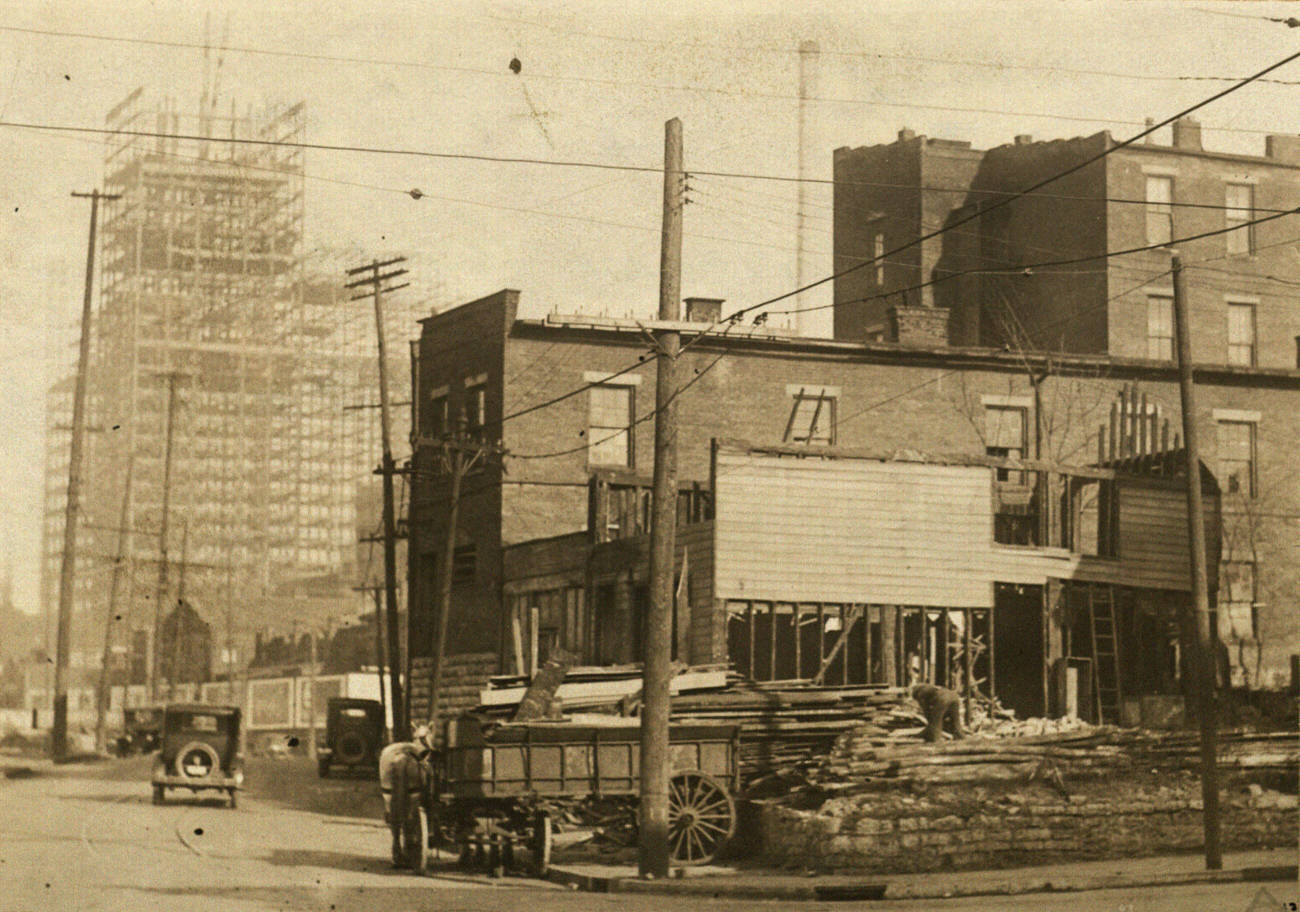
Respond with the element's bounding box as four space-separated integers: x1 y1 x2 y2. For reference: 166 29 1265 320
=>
345 257 409 738
150 371 184 700
94 450 134 753
53 188 120 762
639 117 684 878
1171 253 1222 869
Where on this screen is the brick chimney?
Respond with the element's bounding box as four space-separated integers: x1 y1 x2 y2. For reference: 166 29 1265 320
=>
683 297 723 323
1172 117 1202 151
1266 134 1300 164
887 304 950 347
1014 134 1034 146
897 128 917 143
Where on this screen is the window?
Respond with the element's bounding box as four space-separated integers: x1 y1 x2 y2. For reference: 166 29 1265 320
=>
464 377 487 436
1217 420 1255 497
588 384 634 466
1225 183 1255 255
1227 302 1256 367
1145 175 1173 246
428 387 448 440
784 386 836 445
1220 561 1257 640
984 405 1026 481
1146 293 1174 360
874 233 885 284
452 544 476 586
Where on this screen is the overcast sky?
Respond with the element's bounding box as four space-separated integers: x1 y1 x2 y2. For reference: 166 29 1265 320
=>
4 0 1300 614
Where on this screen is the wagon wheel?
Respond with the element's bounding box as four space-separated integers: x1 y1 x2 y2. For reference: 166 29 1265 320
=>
404 805 430 874
667 772 735 865
529 810 552 877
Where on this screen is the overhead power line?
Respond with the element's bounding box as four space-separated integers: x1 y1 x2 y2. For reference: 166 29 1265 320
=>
779 203 1300 318
722 46 1300 325
487 12 1300 87
0 23 1289 135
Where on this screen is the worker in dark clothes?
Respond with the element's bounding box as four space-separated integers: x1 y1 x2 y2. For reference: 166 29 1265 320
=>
911 683 966 742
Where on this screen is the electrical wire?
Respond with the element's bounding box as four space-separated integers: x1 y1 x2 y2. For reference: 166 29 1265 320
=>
719 47 1300 326
2 22 1293 133
487 12 1300 88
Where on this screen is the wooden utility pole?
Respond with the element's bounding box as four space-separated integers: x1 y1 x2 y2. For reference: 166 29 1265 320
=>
94 451 134 753
169 521 190 700
150 371 183 700
639 117 684 878
345 257 410 737
53 188 119 762
426 440 467 739
352 584 389 739
307 625 319 760
1171 252 1222 870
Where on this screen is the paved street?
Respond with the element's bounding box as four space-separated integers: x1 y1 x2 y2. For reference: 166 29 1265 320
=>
1 755 1292 912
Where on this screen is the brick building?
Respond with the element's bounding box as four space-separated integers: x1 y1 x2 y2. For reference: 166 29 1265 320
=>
833 118 1300 368
405 289 1300 718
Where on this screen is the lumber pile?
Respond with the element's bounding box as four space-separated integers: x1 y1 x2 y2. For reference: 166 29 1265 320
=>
670 678 912 776
813 723 1298 788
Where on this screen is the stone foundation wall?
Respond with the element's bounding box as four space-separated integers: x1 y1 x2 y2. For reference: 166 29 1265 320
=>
408 652 497 736
759 778 1297 873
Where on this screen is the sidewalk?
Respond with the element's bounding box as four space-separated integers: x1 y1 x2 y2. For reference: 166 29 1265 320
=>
547 848 1298 901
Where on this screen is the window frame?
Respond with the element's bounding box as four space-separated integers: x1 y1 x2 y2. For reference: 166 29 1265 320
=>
784 385 838 446
1145 293 1174 361
586 382 636 468
983 404 1028 481
1145 175 1174 246
1226 300 1257 367
1216 419 1257 498
1224 182 1255 256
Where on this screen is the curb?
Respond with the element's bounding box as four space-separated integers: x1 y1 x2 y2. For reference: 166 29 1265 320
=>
546 863 1298 901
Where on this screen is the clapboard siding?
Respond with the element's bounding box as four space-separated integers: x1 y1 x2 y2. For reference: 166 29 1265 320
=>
714 447 1207 605
715 450 997 607
1116 483 1218 590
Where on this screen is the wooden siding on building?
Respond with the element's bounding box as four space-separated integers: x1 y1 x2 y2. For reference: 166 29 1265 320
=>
714 449 998 607
713 447 1211 606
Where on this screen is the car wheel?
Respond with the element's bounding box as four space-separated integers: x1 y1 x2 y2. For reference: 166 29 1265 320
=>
336 732 367 765
173 741 221 781
317 757 330 778
228 789 238 810
152 785 165 806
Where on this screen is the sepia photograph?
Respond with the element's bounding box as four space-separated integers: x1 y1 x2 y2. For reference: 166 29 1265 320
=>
0 2 1296 910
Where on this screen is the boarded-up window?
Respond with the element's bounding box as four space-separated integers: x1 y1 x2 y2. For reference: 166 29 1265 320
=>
452 544 476 586
588 385 634 466
1217 420 1255 496
785 387 836 445
1225 183 1254 255
428 390 448 440
1146 294 1173 360
1146 175 1173 246
1227 303 1255 367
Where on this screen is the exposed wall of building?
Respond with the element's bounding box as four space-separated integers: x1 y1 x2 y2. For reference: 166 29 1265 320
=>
1105 143 1300 368
410 294 1300 687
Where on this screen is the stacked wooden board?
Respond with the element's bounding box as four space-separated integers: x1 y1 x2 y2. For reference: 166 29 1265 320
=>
814 724 1298 787
670 679 912 776
475 667 914 779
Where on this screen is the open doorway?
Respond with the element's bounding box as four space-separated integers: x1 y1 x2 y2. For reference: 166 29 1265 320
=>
993 583 1045 718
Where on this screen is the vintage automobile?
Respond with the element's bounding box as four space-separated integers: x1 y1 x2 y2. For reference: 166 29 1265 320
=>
151 704 244 808
115 705 163 756
317 697 385 778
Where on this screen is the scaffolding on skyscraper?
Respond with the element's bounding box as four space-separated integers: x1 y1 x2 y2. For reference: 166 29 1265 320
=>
40 87 437 705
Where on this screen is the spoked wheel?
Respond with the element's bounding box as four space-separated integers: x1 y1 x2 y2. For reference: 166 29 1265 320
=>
529 810 552 876
404 806 430 874
667 772 735 865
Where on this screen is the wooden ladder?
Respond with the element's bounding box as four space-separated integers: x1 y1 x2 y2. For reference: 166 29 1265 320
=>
1088 585 1122 725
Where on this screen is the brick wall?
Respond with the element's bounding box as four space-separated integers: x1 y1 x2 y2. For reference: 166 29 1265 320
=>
758 778 1297 873
411 296 1300 686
